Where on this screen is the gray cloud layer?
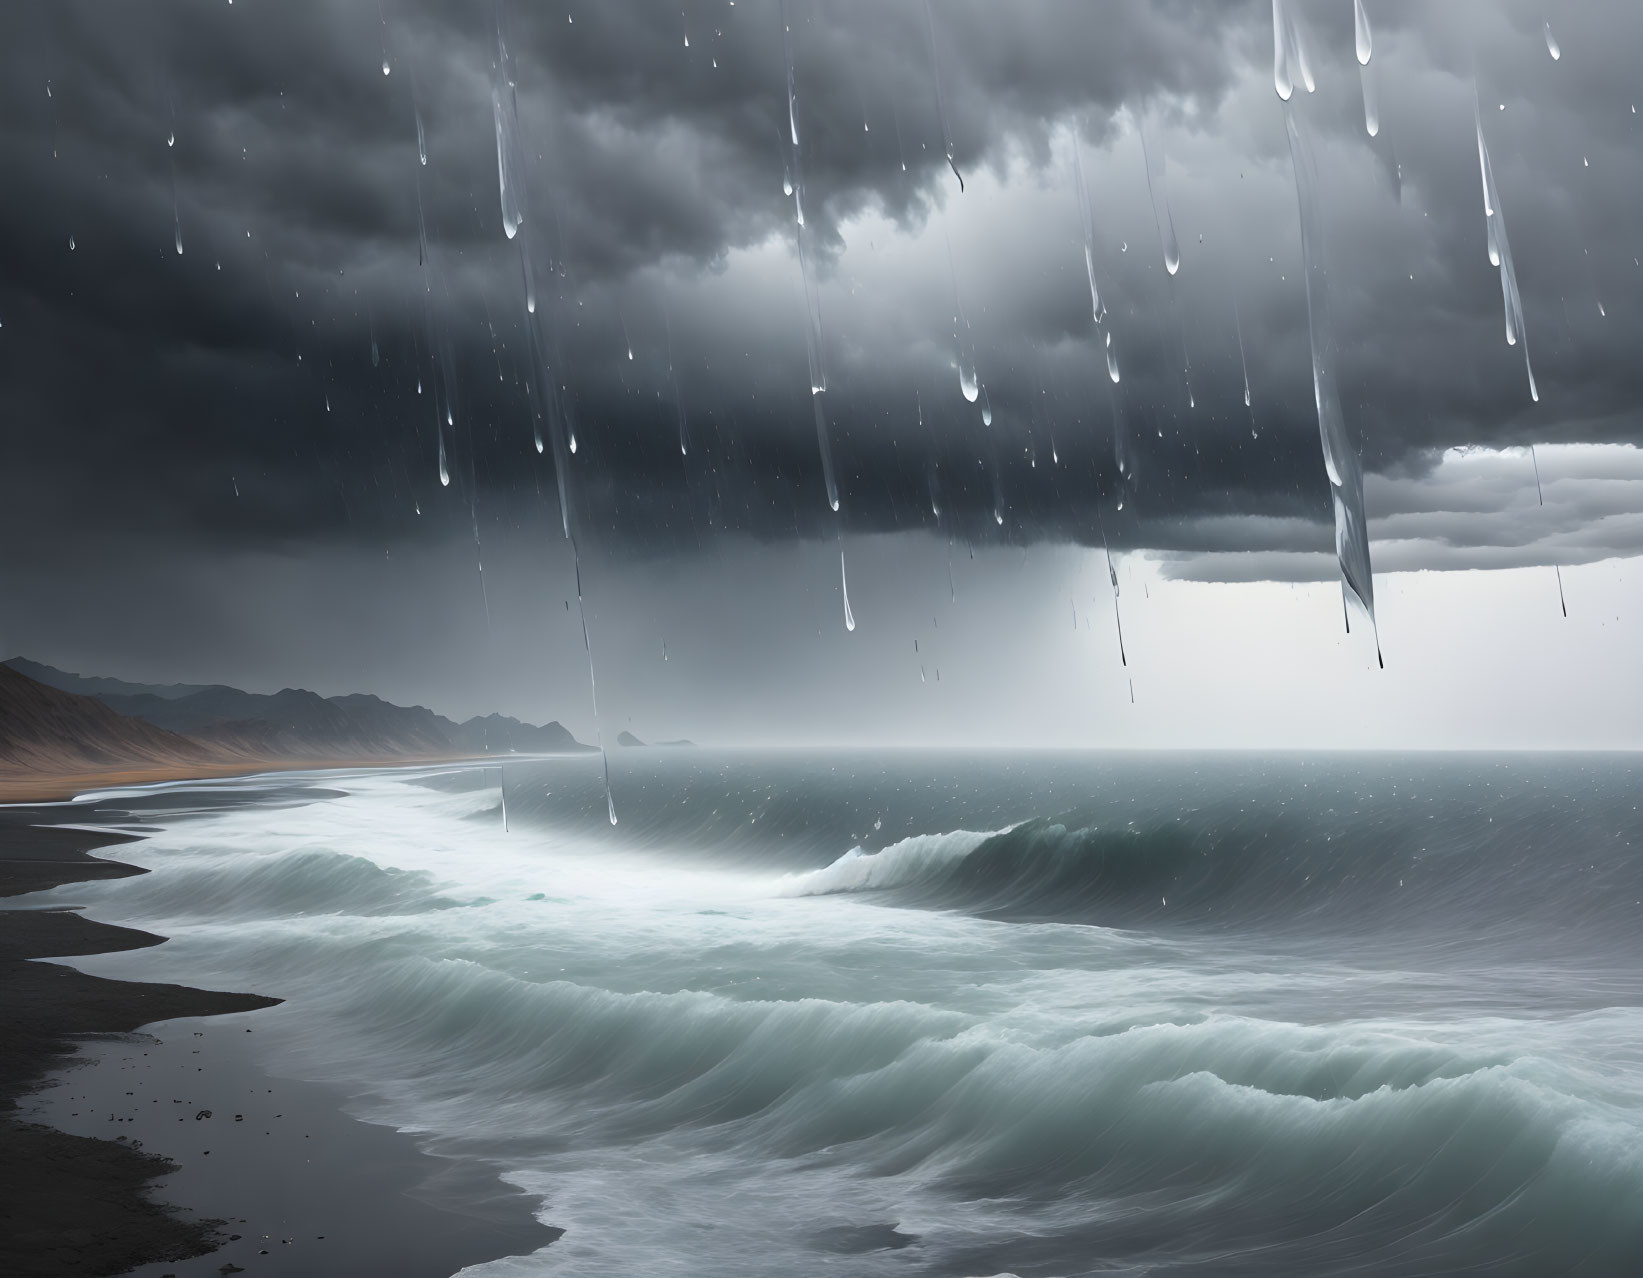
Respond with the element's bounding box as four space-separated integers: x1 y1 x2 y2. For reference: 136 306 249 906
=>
2 0 1640 712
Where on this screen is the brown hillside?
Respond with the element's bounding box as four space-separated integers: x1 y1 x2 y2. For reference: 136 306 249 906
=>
0 664 210 775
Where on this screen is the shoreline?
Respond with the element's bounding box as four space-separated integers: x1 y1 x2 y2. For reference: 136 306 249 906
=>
0 795 558 1277
0 751 552 806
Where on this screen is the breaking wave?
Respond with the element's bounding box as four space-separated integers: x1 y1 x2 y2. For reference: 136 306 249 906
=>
782 811 1643 940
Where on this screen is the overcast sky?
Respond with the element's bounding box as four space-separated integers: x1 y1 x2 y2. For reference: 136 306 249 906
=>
1 0 1639 747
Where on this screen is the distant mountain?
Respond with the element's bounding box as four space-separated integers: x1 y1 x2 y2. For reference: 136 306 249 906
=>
0 665 211 776
455 713 583 755
616 731 694 748
2 658 592 762
5 656 213 702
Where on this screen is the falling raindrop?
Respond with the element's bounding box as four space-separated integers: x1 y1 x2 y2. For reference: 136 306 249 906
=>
1140 125 1181 276
1273 0 1294 101
494 110 522 236
1284 93 1380 661
922 0 963 191
1544 22 1561 61
603 749 618 824
1271 0 1313 101
382 58 391 76
1359 64 1380 137
980 385 993 426
1072 146 1105 323
1105 330 1120 383
1234 297 1256 438
438 434 450 486
1476 98 1539 401
840 550 856 631
416 108 427 166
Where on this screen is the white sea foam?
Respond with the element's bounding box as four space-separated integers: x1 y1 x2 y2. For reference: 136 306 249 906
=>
27 758 1643 1276
774 828 996 896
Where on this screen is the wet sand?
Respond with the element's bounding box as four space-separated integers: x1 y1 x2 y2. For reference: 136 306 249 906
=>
0 802 559 1277
0 755 481 806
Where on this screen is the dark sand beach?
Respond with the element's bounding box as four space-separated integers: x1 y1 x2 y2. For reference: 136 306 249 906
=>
0 798 557 1278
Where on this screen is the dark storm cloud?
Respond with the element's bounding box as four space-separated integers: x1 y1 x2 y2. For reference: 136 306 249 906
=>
2 0 1640 585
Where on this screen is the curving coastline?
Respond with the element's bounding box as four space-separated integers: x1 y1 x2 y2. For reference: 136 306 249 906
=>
0 801 558 1278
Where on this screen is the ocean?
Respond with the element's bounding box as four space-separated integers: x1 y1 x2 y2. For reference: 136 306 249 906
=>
28 750 1643 1275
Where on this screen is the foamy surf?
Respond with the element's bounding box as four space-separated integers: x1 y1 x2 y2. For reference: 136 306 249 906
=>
25 750 1643 1275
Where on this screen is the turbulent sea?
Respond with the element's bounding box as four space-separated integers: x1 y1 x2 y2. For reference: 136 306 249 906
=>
37 751 1643 1275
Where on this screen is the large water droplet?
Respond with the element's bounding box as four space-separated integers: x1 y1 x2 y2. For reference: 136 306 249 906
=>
1272 0 1294 101
1353 0 1372 65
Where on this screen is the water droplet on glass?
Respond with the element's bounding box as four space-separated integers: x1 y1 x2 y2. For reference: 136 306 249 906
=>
1475 103 1538 402
1273 0 1294 100
1285 105 1380 653
492 87 524 239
